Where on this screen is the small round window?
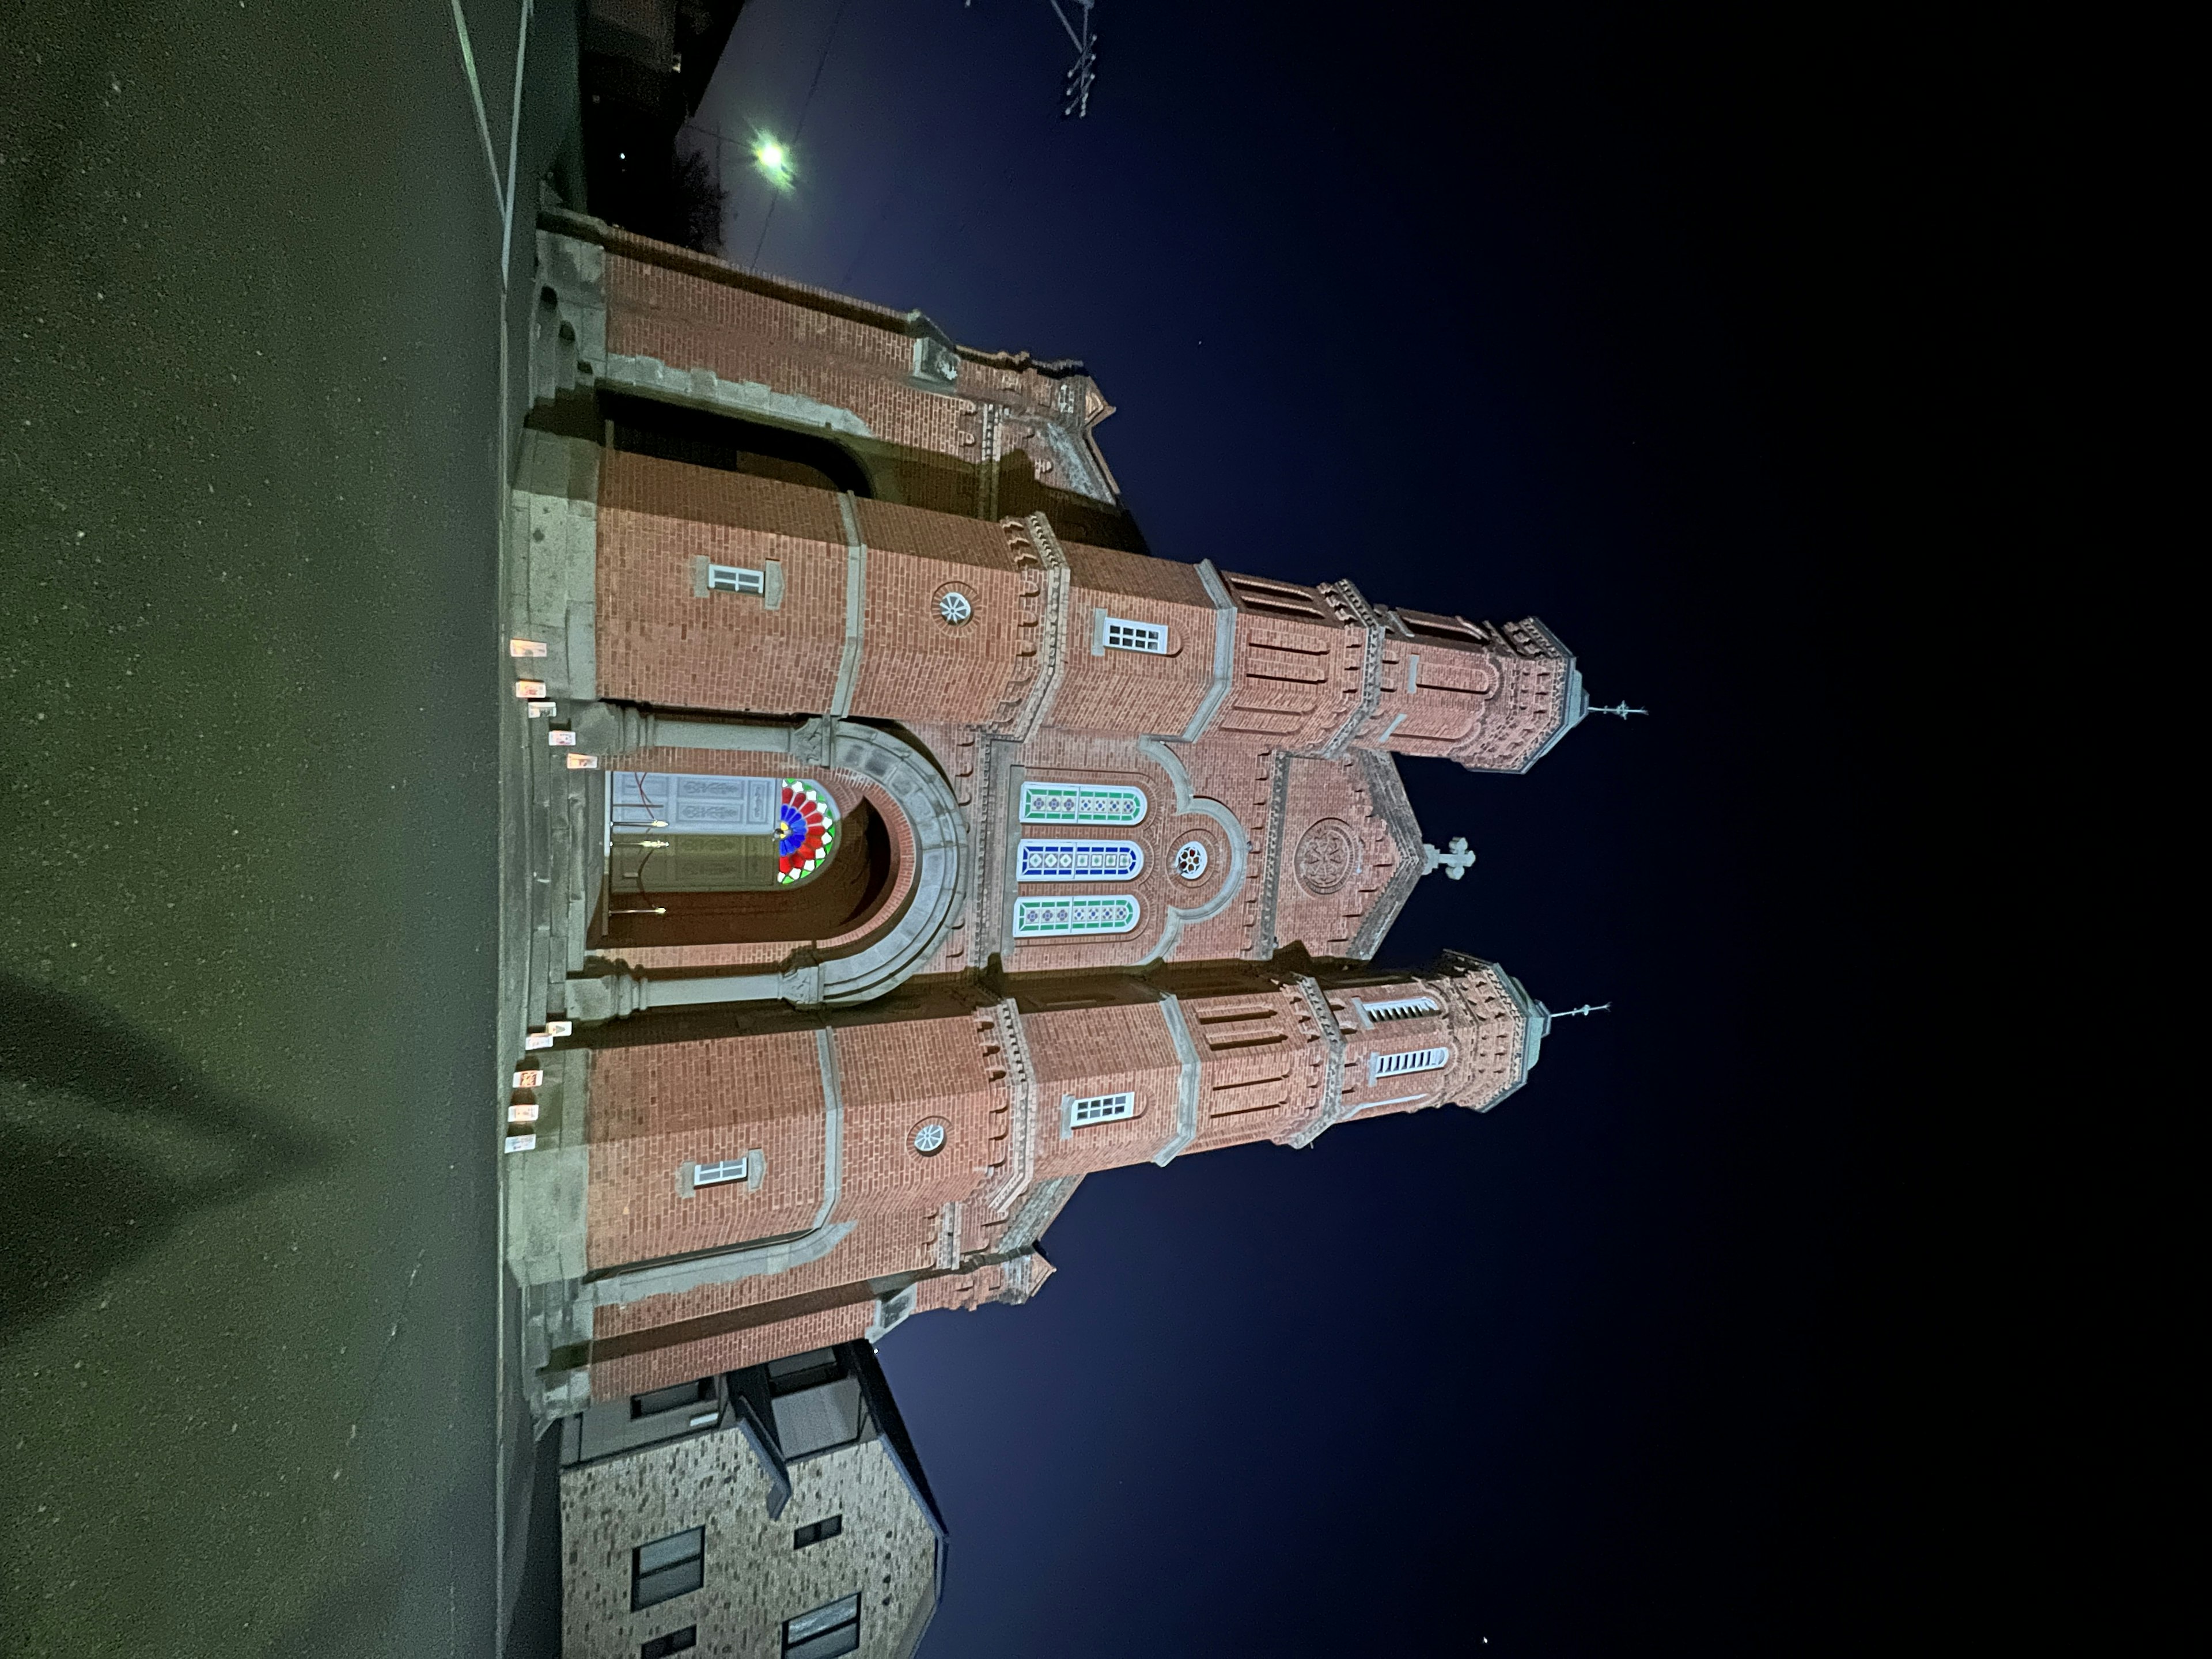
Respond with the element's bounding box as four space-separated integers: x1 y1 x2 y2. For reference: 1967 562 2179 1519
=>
1174 840 1210 881
912 1120 948 1156
937 590 974 626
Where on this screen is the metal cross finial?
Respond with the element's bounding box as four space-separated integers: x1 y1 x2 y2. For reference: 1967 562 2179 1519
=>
1589 702 1647 719
1421 836 1476 880
1549 1002 1612 1019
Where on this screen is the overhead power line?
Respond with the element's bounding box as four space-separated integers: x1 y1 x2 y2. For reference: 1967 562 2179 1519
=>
1051 0 1099 118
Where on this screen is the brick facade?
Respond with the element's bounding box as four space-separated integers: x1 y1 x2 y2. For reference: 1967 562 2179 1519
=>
509 214 1581 1417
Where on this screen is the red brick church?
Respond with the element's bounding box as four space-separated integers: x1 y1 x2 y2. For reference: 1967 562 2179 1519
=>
502 208 1592 1421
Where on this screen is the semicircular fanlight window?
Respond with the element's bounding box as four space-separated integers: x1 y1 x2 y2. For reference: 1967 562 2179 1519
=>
776 780 840 884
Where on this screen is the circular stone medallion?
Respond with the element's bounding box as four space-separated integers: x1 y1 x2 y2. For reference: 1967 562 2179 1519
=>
912 1119 949 1156
1173 840 1210 881
1294 819 1359 896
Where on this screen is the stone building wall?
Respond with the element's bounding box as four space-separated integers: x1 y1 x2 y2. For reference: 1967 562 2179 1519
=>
560 1421 938 1659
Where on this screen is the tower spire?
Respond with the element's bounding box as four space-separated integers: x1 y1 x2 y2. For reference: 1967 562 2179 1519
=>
1548 1002 1611 1018
1588 702 1647 719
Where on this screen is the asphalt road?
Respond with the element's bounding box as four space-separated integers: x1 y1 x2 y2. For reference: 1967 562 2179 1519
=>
1 3 566 1652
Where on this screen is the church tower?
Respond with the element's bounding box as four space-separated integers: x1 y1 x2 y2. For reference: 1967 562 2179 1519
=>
503 210 1588 1418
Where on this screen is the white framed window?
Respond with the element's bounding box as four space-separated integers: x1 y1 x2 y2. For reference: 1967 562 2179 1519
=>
1094 610 1169 654
707 563 766 594
1369 1046 1450 1082
693 1158 749 1187
1068 1091 1136 1127
1361 997 1441 1024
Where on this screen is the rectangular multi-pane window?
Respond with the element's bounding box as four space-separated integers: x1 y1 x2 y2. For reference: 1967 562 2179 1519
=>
631 1527 705 1610
1363 997 1441 1024
693 1157 748 1187
793 1514 844 1550
640 1630 697 1659
706 563 766 594
1369 1047 1450 1081
1069 1091 1136 1126
1102 615 1168 654
782 1593 862 1659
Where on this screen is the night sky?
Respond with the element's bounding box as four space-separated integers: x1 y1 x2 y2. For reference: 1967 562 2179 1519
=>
688 3 1900 1653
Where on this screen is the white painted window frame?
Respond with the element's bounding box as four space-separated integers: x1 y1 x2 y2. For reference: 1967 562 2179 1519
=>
1063 1090 1137 1135
1092 609 1169 654
707 562 766 594
694 555 782 607
681 1150 764 1195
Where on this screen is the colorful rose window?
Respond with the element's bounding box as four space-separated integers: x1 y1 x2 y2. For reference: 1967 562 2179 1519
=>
776 779 839 885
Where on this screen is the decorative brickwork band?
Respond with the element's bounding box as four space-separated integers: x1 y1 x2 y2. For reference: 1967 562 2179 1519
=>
1317 579 1387 759
1252 751 1296 959
1151 994 1202 1166
982 999 1039 1217
1181 559 1240 743
998 1175 1084 1253
1135 736 1251 964
1348 749 1428 961
1285 976 1351 1148
998 513 1072 741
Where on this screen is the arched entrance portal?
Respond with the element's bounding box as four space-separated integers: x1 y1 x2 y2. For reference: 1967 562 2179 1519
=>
568 714 968 1019
596 772 898 952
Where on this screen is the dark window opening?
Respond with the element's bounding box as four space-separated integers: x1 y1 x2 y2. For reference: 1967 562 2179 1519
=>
765 1348 868 1460
641 1629 698 1659
783 1593 861 1659
604 391 872 496
1395 606 1482 643
632 1527 706 1611
632 1378 714 1419
766 1349 845 1396
1228 575 1325 619
793 1514 844 1550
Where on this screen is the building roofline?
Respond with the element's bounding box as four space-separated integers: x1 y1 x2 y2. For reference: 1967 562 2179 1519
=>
537 204 1089 377
1508 616 1587 772
842 1341 949 1610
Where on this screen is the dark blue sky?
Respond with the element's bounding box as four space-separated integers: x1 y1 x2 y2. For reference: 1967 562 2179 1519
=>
694 5 1889 1652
